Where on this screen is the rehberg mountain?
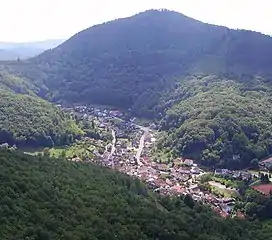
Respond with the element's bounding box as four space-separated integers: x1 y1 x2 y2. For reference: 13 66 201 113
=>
5 9 272 168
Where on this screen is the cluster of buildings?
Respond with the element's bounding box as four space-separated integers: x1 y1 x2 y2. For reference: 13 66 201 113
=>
214 168 254 181
96 146 243 218
204 194 236 218
260 157 272 171
96 137 209 200
72 105 123 118
63 105 249 218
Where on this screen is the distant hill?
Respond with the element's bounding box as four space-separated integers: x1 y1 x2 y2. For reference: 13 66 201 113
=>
0 39 65 60
8 9 271 116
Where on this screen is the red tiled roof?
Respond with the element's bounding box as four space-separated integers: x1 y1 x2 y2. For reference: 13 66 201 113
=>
154 179 167 187
236 211 245 219
166 179 173 186
252 184 272 195
171 185 186 193
213 207 229 218
220 211 229 218
213 207 221 214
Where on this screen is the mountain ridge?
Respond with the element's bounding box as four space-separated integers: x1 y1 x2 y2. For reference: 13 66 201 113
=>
1 10 272 239
29 9 272 102
3 9 272 167
0 39 65 60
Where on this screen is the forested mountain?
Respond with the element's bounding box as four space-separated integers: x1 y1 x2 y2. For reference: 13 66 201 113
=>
0 149 271 239
3 9 272 166
0 72 82 148
1 10 272 238
6 9 272 117
0 39 64 60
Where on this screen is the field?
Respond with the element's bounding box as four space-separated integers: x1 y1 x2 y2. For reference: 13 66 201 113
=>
22 139 99 161
209 181 239 198
251 184 272 195
49 144 96 160
22 147 45 155
133 117 151 127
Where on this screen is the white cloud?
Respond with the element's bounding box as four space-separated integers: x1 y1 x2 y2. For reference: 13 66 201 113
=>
0 0 271 42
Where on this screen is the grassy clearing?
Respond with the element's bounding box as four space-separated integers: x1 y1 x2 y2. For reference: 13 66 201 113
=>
210 185 239 198
151 150 171 163
49 142 96 160
21 147 45 154
209 181 239 198
134 118 151 127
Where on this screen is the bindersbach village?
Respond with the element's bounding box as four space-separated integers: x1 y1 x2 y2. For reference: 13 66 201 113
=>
54 105 272 219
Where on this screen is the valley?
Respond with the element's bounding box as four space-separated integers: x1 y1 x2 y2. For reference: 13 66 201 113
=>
1 8 272 239
25 104 271 220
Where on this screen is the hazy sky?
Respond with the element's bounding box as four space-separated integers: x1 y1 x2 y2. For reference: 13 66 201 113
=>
1 0 271 42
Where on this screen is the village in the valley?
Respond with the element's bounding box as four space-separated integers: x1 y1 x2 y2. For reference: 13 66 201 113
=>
58 105 272 219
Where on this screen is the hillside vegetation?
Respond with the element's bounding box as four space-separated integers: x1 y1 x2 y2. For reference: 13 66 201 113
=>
0 90 82 147
0 71 38 95
157 74 272 168
3 10 272 167
5 10 272 117
0 149 271 239
0 71 82 148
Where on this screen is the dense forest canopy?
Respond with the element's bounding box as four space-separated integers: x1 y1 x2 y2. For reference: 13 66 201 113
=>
0 69 83 148
0 149 271 239
0 90 82 147
0 71 38 95
157 74 272 168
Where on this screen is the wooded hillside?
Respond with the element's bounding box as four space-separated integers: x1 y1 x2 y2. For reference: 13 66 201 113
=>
157 74 272 168
0 150 271 239
0 71 82 148
0 90 82 147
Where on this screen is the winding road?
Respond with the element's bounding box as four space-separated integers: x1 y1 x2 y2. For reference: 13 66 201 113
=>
135 128 149 165
108 129 116 160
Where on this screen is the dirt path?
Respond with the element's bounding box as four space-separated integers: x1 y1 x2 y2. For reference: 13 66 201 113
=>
108 129 116 159
135 128 149 165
